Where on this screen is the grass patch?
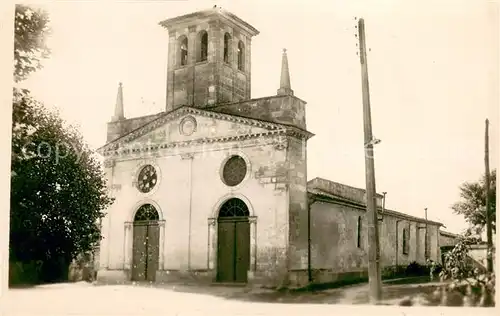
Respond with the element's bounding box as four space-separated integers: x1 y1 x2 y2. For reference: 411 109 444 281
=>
290 263 435 293
384 275 431 285
291 276 369 293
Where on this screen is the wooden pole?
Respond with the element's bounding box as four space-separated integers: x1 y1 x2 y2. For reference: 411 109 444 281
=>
484 119 493 273
357 17 382 303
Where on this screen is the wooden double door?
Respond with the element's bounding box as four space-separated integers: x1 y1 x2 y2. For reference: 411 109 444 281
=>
132 221 160 282
216 217 250 283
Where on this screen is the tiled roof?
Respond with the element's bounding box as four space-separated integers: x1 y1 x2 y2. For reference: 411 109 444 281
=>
307 179 443 226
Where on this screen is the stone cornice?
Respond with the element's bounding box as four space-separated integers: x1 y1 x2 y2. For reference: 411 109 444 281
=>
102 129 301 159
98 106 313 154
159 7 259 37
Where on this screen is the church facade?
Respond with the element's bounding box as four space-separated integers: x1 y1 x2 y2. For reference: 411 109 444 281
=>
96 7 446 288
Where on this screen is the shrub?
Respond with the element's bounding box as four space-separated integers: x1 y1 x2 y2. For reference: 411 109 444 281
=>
9 260 43 286
437 236 495 307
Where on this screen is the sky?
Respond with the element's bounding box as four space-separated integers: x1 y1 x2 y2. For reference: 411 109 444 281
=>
17 0 499 234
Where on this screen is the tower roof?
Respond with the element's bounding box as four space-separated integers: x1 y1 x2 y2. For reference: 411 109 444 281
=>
159 6 259 36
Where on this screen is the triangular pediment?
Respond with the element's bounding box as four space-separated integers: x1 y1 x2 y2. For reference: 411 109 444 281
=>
99 106 312 154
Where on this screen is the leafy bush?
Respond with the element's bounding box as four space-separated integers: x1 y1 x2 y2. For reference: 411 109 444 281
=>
9 260 43 286
437 236 495 307
440 238 476 280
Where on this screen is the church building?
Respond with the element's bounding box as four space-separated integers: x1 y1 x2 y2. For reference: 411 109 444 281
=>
96 7 445 288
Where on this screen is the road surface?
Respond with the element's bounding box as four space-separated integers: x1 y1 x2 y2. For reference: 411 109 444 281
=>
0 282 342 315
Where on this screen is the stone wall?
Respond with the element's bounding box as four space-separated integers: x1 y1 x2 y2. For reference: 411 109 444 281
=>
303 197 442 285
164 14 253 111
469 244 496 271
98 115 294 287
309 201 367 271
286 137 309 272
210 95 306 130
107 113 164 143
439 231 459 247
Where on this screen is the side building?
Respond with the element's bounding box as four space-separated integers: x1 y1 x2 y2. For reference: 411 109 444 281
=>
289 177 444 285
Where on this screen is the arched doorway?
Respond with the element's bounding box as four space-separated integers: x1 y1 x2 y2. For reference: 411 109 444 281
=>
216 198 250 283
132 204 160 282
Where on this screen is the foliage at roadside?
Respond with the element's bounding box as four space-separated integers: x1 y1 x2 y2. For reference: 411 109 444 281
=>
14 4 51 83
437 236 495 306
398 170 499 306
452 170 496 236
10 4 113 284
11 87 113 260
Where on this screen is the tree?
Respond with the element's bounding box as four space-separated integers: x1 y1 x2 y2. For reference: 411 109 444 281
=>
451 170 496 236
13 4 51 83
12 4 50 165
10 4 113 283
10 92 113 281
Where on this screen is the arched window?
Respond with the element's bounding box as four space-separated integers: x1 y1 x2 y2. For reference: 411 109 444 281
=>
218 198 250 218
237 40 245 71
223 33 232 63
134 204 159 222
198 30 208 62
179 36 188 66
402 227 410 255
357 216 362 248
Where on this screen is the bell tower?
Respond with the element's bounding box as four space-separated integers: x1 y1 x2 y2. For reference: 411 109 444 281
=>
160 6 259 112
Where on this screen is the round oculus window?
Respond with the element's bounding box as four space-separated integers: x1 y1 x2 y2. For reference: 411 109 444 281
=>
179 116 197 136
222 155 247 187
137 164 157 193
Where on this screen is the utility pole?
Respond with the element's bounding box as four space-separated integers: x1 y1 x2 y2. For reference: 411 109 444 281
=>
356 17 382 303
424 207 429 260
484 119 493 272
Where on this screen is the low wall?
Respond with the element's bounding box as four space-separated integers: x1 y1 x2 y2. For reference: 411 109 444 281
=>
469 245 496 271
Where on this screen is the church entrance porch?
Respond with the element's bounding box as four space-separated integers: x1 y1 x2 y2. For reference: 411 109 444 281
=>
216 198 251 283
131 204 160 282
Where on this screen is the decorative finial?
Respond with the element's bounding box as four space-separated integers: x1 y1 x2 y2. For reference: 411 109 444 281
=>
277 48 293 96
111 82 125 122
